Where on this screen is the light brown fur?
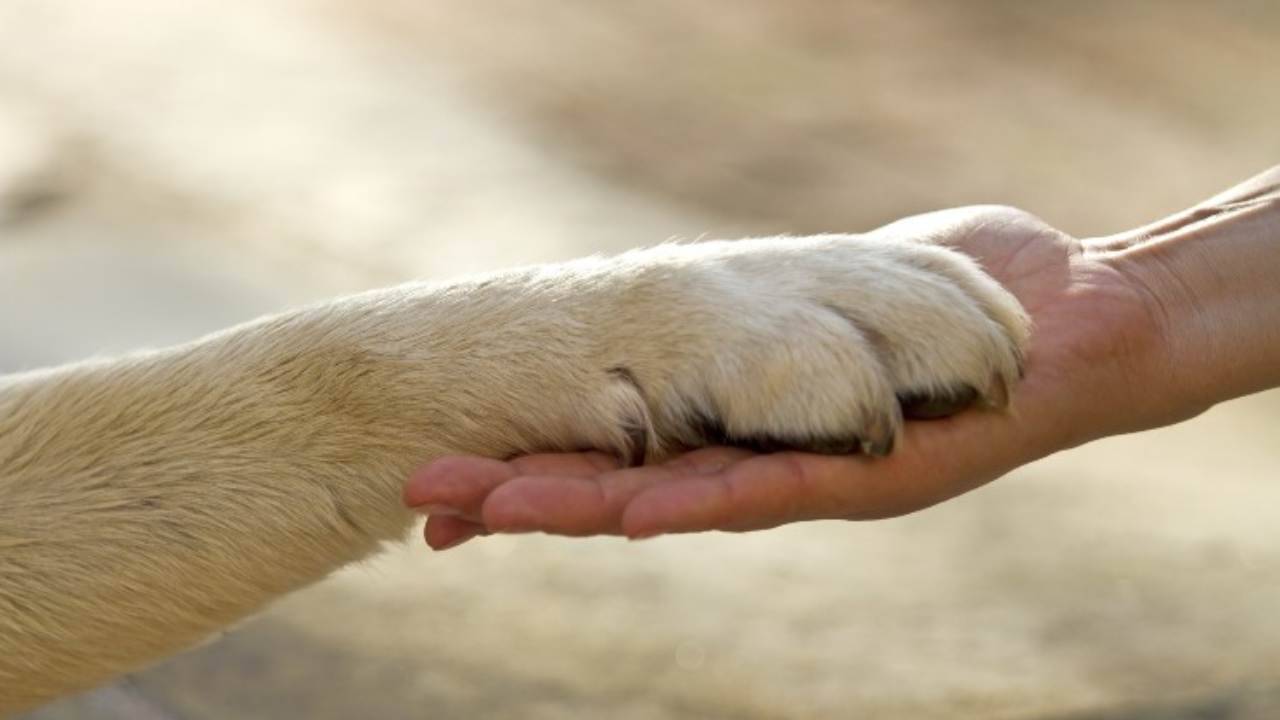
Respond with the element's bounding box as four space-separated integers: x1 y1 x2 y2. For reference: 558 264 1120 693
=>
0 234 1028 713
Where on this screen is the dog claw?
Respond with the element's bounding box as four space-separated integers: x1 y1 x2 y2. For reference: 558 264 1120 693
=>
858 410 899 456
859 434 895 457
983 371 1011 410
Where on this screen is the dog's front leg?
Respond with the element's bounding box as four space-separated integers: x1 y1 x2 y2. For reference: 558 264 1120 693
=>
0 282 574 712
0 236 1028 712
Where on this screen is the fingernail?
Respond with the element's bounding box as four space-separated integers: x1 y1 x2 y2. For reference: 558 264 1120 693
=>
414 504 461 517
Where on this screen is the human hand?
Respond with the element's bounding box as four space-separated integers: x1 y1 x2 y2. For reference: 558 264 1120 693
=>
405 182 1275 548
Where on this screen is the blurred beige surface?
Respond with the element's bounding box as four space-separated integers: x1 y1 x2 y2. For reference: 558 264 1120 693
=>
3 1 1279 718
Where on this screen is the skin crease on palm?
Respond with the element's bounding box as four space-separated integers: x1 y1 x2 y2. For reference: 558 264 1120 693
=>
403 167 1280 550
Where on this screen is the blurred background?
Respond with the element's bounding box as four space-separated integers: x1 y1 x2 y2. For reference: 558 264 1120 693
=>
4 1 1280 718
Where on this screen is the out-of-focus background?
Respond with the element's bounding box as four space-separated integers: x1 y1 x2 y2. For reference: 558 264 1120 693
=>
5 1 1280 718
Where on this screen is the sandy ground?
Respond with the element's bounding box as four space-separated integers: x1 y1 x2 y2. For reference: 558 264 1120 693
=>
3 1 1279 718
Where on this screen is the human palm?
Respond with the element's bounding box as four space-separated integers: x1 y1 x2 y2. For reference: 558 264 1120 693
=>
405 206 1162 548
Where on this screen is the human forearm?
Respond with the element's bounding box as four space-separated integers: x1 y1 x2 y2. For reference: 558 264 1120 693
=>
1102 167 1280 419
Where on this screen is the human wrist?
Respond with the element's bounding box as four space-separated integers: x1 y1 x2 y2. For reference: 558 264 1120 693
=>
1103 188 1280 421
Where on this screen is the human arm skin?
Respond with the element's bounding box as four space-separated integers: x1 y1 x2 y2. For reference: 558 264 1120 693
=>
1103 169 1280 410
406 165 1280 545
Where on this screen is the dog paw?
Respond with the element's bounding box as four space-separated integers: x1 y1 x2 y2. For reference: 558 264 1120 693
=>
588 235 1030 460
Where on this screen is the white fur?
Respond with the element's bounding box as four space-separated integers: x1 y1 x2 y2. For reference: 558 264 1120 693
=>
0 234 1028 712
